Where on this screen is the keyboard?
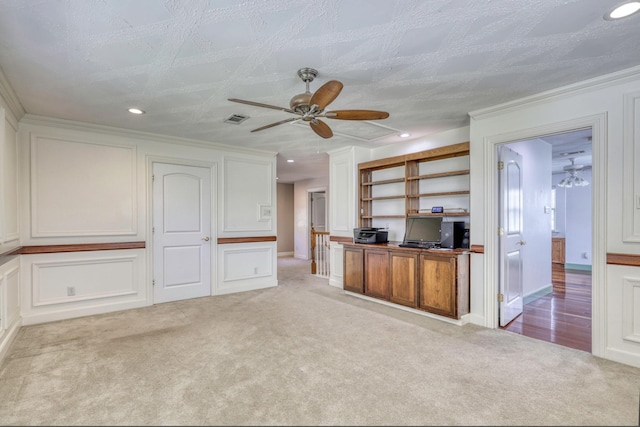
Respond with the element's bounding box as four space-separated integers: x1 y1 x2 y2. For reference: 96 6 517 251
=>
398 242 440 249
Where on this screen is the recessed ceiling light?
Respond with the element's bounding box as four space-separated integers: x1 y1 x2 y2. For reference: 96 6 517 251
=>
287 159 294 163
604 1 640 20
128 107 145 115
399 133 410 138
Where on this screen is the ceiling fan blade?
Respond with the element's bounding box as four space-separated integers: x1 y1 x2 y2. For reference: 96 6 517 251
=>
325 110 390 120
309 80 343 111
310 119 333 139
251 117 300 132
228 98 296 114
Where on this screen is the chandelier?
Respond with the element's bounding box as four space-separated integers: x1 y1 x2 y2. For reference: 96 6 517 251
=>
557 158 589 188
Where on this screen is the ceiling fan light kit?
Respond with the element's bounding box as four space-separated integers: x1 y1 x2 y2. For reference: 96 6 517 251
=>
557 157 589 188
228 67 389 139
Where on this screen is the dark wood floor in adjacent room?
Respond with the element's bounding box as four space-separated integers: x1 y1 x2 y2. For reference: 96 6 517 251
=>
501 264 592 353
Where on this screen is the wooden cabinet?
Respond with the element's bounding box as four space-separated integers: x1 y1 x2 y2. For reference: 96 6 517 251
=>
358 142 470 228
343 243 469 320
419 253 469 318
343 246 364 293
364 249 390 299
552 237 565 264
390 251 418 308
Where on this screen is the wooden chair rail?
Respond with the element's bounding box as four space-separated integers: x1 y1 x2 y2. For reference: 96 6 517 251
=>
17 242 146 254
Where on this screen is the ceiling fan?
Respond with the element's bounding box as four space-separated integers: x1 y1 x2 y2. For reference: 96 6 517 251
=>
228 67 389 139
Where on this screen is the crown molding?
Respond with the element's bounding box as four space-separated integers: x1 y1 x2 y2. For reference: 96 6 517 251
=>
0 65 25 125
19 114 277 157
469 65 640 120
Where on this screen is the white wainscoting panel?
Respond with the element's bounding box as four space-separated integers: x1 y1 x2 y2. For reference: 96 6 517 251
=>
5 265 19 328
329 242 344 289
623 276 640 344
217 243 277 295
32 256 138 307
0 257 20 365
30 134 137 237
606 265 640 368
222 156 274 232
21 249 147 325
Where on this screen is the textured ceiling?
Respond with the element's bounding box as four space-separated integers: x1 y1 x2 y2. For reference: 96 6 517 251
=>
0 0 638 182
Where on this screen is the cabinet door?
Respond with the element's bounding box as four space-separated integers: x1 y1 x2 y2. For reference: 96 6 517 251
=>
343 247 364 293
390 251 418 307
365 249 390 300
419 254 457 318
552 238 565 264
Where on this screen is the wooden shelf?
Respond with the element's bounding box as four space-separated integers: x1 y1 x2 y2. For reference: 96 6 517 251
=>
406 169 470 180
362 195 406 201
408 190 470 198
410 212 469 217
358 142 470 228
362 177 405 186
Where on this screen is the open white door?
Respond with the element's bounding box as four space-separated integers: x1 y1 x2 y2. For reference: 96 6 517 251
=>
311 191 326 231
498 145 525 326
153 163 211 304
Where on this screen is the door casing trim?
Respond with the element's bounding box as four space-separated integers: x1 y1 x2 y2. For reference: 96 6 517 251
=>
482 113 606 357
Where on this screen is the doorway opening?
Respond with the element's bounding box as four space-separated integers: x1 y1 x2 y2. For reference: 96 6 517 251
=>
497 128 593 352
308 190 329 276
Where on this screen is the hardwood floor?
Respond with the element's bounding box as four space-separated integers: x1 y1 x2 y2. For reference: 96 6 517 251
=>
501 264 592 352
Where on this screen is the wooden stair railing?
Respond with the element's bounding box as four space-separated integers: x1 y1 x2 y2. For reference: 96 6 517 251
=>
311 227 330 277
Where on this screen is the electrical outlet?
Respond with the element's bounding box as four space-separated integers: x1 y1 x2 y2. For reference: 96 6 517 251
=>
254 267 258 274
67 286 75 296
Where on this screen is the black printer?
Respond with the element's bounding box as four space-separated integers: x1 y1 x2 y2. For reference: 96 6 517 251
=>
353 227 389 244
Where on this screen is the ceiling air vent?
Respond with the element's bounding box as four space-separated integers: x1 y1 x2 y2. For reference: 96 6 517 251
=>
224 114 249 124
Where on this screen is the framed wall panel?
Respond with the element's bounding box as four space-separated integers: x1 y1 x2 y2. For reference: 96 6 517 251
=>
623 91 640 242
222 156 274 232
30 135 137 237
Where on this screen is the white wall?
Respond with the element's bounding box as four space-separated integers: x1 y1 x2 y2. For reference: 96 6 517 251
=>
277 183 294 256
16 115 278 325
552 167 593 268
565 168 593 267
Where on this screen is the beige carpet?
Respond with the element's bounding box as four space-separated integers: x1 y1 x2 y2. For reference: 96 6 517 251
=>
0 256 638 426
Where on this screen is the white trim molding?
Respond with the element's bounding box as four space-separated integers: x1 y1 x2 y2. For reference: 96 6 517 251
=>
481 114 607 357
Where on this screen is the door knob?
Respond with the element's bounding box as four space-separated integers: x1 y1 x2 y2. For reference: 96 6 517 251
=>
202 236 210 241
517 240 526 245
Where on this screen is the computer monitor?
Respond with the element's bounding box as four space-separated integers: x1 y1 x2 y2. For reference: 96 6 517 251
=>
402 216 442 245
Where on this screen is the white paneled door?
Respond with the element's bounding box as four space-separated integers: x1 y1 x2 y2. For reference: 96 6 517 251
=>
498 145 524 327
153 163 211 304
